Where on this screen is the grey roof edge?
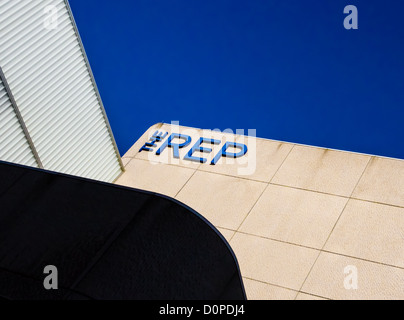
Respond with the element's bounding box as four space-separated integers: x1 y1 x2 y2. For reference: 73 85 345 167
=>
64 0 125 173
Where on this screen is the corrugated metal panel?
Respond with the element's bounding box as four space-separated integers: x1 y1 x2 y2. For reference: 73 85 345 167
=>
0 74 38 167
0 0 123 182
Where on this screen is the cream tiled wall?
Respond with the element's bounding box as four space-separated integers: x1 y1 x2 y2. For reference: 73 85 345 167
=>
116 123 404 300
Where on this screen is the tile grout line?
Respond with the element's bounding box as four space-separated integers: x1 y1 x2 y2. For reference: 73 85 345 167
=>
296 291 331 300
296 155 374 296
124 128 404 299
173 168 198 199
242 276 330 300
269 182 349 199
126 151 404 263
294 251 323 297
268 144 297 184
319 249 404 271
126 154 404 210
242 276 298 294
320 155 374 251
349 197 404 209
122 156 134 168
219 228 404 271
125 152 404 209
124 154 404 269
234 230 320 251
232 144 297 239
134 154 202 170
269 184 403 209
223 228 237 243
229 183 269 242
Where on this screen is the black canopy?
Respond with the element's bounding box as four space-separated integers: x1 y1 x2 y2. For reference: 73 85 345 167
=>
0 161 246 300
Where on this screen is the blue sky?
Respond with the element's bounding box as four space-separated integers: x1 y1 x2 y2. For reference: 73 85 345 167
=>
69 0 404 159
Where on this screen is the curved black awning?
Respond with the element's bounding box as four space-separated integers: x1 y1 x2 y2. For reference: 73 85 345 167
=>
0 161 246 300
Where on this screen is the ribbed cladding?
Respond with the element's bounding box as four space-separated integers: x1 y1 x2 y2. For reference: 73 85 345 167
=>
0 0 122 182
0 75 38 167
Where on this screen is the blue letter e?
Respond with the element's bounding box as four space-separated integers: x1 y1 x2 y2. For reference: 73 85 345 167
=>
211 142 248 165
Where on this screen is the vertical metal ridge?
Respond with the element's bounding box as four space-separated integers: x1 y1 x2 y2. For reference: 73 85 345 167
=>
0 66 43 168
0 0 123 181
64 0 125 172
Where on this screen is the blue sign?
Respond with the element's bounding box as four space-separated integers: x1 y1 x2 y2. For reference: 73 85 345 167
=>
139 131 248 165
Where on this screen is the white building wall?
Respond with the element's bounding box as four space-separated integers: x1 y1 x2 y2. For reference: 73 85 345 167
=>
0 0 123 182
